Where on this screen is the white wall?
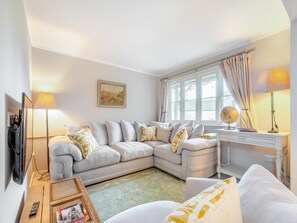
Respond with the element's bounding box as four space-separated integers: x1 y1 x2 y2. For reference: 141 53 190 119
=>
162 30 290 174
31 48 159 170
290 19 297 193
0 0 32 222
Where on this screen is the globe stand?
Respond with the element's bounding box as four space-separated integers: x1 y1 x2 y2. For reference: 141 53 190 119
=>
225 123 236 130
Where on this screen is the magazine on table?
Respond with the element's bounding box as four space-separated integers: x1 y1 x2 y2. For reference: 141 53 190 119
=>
56 202 89 223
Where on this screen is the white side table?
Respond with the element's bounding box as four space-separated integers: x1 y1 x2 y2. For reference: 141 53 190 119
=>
216 129 290 185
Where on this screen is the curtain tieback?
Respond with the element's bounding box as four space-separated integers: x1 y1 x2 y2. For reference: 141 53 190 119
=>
241 108 248 111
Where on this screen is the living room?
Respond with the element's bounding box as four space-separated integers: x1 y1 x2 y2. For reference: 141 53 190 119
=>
1 0 297 222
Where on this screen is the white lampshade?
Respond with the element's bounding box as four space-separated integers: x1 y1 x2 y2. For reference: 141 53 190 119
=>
256 68 290 93
35 92 57 109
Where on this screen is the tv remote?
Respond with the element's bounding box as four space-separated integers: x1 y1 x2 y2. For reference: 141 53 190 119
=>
29 201 40 217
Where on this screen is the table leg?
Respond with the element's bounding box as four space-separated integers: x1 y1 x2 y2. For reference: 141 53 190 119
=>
283 147 289 186
217 141 221 179
275 150 283 182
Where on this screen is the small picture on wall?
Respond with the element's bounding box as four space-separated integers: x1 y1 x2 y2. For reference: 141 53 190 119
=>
97 80 126 108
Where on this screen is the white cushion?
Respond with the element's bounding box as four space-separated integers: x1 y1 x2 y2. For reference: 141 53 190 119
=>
111 142 153 161
154 144 182 165
105 120 123 145
120 120 137 142
151 121 171 127
190 124 204 138
238 164 297 223
169 123 181 143
49 136 82 161
170 121 194 143
64 124 90 134
90 122 108 145
73 145 120 173
105 201 180 223
176 138 217 155
164 177 243 223
134 121 146 142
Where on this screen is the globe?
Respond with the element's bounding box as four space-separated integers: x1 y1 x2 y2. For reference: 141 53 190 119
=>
220 106 239 130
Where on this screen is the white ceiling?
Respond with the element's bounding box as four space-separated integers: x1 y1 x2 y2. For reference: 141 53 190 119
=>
24 0 290 76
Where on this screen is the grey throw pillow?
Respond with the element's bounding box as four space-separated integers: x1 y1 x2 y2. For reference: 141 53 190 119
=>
169 123 182 143
120 120 137 142
151 121 170 127
90 122 109 145
105 120 123 145
169 121 194 142
190 124 205 138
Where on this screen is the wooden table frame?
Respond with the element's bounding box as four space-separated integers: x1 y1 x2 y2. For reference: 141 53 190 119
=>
216 129 290 185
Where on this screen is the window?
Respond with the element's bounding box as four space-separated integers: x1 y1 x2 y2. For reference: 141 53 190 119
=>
167 67 237 124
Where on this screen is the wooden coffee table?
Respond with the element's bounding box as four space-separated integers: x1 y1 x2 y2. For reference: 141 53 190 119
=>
21 177 101 223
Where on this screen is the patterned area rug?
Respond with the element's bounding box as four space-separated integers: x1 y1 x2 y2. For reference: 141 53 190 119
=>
87 168 185 222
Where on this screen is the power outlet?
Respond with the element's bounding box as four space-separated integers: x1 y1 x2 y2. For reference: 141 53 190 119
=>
264 154 276 162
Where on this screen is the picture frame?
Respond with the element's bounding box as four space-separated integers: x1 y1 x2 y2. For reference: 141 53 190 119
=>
97 80 126 108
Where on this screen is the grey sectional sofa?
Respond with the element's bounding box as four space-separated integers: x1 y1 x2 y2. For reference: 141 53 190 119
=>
49 121 217 186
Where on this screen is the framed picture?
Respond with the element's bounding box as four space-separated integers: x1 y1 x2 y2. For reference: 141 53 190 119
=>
97 80 126 108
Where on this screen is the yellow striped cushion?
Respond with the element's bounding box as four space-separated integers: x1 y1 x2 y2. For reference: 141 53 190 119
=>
164 177 243 223
68 128 99 159
171 128 188 152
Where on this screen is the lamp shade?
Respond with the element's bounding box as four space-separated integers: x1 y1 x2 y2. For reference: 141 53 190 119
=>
35 92 57 109
256 68 290 93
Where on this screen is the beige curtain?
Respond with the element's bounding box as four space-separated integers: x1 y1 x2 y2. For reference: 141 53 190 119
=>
222 52 256 129
158 79 168 122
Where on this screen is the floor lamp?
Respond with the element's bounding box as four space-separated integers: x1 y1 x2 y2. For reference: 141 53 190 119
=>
257 68 290 133
35 92 56 177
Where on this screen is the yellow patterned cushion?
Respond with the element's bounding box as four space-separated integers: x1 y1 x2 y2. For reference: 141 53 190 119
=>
164 177 243 223
141 126 157 141
171 128 188 152
68 128 99 159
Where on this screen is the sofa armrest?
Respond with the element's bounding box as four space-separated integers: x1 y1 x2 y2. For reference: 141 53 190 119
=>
50 154 74 180
49 136 82 161
185 177 221 200
176 138 217 155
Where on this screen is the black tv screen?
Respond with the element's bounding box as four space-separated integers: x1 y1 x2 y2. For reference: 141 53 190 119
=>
8 92 33 184
22 93 33 175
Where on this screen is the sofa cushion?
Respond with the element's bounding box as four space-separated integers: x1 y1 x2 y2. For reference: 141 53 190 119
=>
120 120 137 142
170 121 194 143
64 123 90 134
143 141 166 148
156 126 173 143
154 144 182 165
141 126 157 141
172 128 188 153
164 177 242 223
73 145 121 173
134 122 146 142
151 121 171 127
238 164 297 223
106 120 123 145
105 201 180 223
190 124 204 138
68 128 99 159
111 142 153 161
49 136 83 161
90 122 108 145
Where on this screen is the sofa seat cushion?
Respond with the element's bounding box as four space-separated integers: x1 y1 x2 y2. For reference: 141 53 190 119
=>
238 164 297 223
154 144 182 165
105 201 180 223
143 141 166 148
111 142 153 161
73 145 121 173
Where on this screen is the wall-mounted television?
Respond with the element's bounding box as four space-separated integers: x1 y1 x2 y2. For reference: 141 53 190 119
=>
7 93 33 184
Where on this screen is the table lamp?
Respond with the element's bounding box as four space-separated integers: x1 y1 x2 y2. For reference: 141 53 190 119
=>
34 92 57 174
257 68 290 133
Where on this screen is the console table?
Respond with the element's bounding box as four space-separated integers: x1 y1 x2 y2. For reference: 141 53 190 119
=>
216 129 289 185
20 177 101 223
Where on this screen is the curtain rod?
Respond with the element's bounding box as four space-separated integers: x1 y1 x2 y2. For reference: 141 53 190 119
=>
161 47 256 81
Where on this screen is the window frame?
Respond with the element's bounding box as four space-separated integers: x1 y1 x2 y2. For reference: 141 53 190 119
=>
167 66 236 126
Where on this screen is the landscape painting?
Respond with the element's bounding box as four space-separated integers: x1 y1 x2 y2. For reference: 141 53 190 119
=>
97 80 126 108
